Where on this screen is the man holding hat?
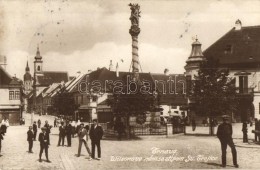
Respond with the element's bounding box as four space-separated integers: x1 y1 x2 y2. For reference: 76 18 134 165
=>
217 115 238 168
38 127 51 162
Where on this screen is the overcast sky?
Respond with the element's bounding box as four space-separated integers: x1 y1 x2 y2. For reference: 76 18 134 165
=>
1 0 260 79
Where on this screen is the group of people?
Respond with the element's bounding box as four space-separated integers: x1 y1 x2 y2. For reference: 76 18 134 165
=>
25 118 103 162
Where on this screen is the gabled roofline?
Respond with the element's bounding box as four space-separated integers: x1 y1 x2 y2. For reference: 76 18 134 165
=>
203 27 234 54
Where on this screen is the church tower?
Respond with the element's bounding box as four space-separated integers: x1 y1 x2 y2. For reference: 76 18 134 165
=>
24 61 32 94
34 46 43 73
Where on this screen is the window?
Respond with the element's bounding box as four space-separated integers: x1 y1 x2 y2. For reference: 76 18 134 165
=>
9 91 14 100
224 45 233 54
9 91 20 100
15 91 20 100
239 76 248 93
37 65 41 71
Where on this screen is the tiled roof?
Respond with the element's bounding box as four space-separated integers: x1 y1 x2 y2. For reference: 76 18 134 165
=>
0 66 12 85
203 26 260 68
36 71 68 86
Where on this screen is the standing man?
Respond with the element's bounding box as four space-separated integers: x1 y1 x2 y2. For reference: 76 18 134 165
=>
77 123 91 159
58 122 66 146
37 119 41 128
66 121 72 147
33 121 37 141
217 115 239 168
38 127 51 162
0 128 3 156
27 126 34 153
44 121 51 145
89 119 103 160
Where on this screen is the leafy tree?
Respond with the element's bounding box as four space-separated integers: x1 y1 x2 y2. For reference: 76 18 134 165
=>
190 58 238 135
107 75 159 138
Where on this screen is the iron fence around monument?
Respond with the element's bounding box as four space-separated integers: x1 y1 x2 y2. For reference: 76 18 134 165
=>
131 122 167 135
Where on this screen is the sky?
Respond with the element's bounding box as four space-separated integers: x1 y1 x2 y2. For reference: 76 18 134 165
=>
1 0 260 79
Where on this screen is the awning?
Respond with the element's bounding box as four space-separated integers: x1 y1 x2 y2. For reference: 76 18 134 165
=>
0 105 20 109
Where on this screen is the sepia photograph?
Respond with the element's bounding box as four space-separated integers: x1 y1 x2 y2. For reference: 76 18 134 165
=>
0 0 260 169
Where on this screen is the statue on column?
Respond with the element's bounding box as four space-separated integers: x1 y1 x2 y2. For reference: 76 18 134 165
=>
129 3 141 27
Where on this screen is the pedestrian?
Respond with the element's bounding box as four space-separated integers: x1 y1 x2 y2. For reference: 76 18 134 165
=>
76 120 81 137
191 117 196 131
37 119 41 128
89 119 103 160
66 121 72 147
33 121 37 141
44 121 52 145
71 121 76 138
27 126 34 153
58 122 66 146
217 115 239 168
54 118 57 128
38 127 51 163
0 128 3 156
0 121 7 134
77 123 91 159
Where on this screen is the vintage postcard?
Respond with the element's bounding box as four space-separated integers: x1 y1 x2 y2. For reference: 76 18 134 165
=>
0 0 260 169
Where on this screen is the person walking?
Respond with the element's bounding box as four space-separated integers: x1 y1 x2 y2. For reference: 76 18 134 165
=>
33 121 37 141
217 115 239 168
44 121 51 145
37 119 41 128
27 126 34 153
58 122 66 146
54 118 57 128
77 123 91 159
89 119 103 160
38 127 51 163
0 128 3 156
71 121 76 138
66 121 72 147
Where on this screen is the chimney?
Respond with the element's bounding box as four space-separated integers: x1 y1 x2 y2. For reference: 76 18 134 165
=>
116 62 119 77
164 68 169 75
76 71 81 77
109 60 113 71
235 19 242 31
0 56 7 70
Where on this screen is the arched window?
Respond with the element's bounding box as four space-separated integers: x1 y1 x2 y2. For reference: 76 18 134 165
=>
37 65 40 71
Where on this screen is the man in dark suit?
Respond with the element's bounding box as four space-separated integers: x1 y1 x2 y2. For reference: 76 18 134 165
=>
0 129 3 156
33 121 37 141
44 121 51 145
58 122 66 146
27 126 34 153
38 127 51 163
217 115 238 168
66 121 72 147
89 119 103 160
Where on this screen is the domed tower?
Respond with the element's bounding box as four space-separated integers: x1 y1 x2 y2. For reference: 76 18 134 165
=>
24 61 32 94
184 37 206 79
34 45 43 73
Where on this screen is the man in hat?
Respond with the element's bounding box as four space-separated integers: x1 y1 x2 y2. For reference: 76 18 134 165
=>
89 119 103 160
33 121 37 141
217 115 238 168
27 126 34 153
38 127 51 162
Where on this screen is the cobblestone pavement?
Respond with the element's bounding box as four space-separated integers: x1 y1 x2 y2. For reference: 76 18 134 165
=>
0 113 259 170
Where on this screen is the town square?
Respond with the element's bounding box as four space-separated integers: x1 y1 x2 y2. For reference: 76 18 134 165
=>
1 0 260 169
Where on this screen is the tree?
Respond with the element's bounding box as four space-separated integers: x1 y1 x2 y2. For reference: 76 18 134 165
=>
52 86 79 119
107 75 158 138
190 58 238 135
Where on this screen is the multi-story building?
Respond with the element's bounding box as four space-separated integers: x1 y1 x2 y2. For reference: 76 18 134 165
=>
185 20 260 121
0 66 22 125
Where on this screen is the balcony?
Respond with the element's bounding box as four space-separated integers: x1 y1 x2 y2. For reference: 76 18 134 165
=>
236 87 254 94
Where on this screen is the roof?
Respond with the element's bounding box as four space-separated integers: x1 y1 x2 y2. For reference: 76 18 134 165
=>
203 25 260 68
0 66 12 86
36 71 68 86
42 83 61 97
